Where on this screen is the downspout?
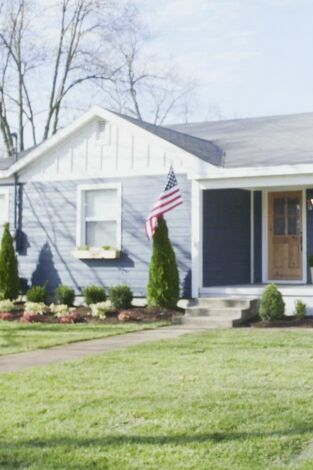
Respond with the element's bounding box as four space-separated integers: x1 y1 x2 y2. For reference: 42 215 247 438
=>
10 133 19 248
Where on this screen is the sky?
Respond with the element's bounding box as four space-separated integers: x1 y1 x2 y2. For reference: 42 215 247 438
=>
134 0 313 122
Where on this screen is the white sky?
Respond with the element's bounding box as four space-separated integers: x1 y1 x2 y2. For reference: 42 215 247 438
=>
135 0 313 122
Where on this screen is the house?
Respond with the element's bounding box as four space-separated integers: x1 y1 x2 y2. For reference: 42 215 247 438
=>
1 106 313 313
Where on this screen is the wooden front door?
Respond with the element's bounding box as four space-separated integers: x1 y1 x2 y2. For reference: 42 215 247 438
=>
268 191 302 280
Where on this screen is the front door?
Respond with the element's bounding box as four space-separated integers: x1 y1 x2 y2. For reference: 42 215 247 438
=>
268 191 302 281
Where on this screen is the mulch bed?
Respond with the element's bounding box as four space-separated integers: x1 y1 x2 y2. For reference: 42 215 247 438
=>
118 307 179 322
0 305 181 324
251 316 313 328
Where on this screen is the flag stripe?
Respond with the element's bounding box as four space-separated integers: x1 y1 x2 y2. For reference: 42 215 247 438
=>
145 166 183 240
158 187 180 201
151 193 183 213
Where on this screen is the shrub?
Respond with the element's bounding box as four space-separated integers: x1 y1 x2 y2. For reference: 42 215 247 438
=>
0 299 15 312
259 284 285 321
27 285 49 304
295 299 306 319
83 285 106 305
147 216 179 309
109 285 133 310
56 285 75 306
90 302 108 319
24 302 46 315
0 223 19 300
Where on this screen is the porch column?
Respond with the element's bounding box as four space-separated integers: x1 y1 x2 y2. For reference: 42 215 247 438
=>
191 180 203 298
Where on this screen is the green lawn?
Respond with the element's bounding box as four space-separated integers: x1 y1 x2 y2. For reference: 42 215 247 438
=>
2 329 313 469
0 321 168 356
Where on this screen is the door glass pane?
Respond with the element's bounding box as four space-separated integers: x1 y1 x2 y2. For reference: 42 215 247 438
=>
85 189 117 218
86 221 117 247
287 198 300 217
274 197 285 217
274 217 285 235
287 197 301 235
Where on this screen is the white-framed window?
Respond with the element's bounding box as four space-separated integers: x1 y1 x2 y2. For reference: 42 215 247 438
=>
76 184 121 249
0 188 9 239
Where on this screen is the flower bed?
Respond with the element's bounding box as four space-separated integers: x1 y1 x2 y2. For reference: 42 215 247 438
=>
0 302 181 324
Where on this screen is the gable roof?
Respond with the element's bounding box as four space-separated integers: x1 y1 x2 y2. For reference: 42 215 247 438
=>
3 108 313 178
168 112 313 168
111 111 223 166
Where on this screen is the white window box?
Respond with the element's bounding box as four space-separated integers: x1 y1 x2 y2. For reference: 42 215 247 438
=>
71 247 121 260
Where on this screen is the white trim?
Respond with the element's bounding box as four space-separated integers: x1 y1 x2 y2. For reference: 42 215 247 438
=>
262 190 268 283
76 183 122 250
198 174 313 190
250 190 255 284
191 180 203 297
200 285 313 296
262 187 307 284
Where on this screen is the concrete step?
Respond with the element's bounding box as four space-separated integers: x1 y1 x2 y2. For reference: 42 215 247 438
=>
189 297 252 308
174 315 233 329
174 297 260 329
185 307 245 318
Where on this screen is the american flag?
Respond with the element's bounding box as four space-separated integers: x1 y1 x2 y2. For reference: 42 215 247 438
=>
145 166 183 240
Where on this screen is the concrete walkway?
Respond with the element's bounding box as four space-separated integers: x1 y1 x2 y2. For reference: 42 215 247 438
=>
0 325 198 373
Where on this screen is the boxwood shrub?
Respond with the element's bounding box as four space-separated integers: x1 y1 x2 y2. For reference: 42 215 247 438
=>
83 285 106 305
109 285 133 310
259 284 285 321
56 285 75 306
26 285 49 304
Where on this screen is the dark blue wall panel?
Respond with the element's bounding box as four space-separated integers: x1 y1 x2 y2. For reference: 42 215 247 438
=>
202 189 251 286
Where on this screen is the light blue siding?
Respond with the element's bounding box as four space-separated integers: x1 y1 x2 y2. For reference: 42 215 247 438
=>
16 175 191 297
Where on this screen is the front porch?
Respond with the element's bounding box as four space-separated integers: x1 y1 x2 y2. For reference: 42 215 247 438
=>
191 178 313 312
200 284 313 315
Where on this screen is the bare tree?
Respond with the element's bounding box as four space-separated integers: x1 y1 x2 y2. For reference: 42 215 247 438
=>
0 0 119 156
0 0 197 158
102 17 195 126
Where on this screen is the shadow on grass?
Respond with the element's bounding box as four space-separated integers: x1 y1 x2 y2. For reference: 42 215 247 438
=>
2 425 313 449
1 427 313 470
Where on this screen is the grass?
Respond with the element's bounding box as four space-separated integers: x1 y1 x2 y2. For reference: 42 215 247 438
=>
1 329 313 469
0 321 168 356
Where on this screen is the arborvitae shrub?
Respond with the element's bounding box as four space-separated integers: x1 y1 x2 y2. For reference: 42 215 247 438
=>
83 285 106 305
0 223 19 300
259 284 285 321
26 285 49 304
56 285 75 306
147 216 179 309
109 285 133 310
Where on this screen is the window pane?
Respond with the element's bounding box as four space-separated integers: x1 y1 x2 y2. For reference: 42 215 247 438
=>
85 189 117 219
86 221 117 247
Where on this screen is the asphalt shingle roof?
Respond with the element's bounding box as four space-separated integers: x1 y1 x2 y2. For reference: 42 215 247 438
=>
112 112 223 166
168 112 313 168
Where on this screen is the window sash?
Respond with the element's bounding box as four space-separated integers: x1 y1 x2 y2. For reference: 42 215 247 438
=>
76 184 121 249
